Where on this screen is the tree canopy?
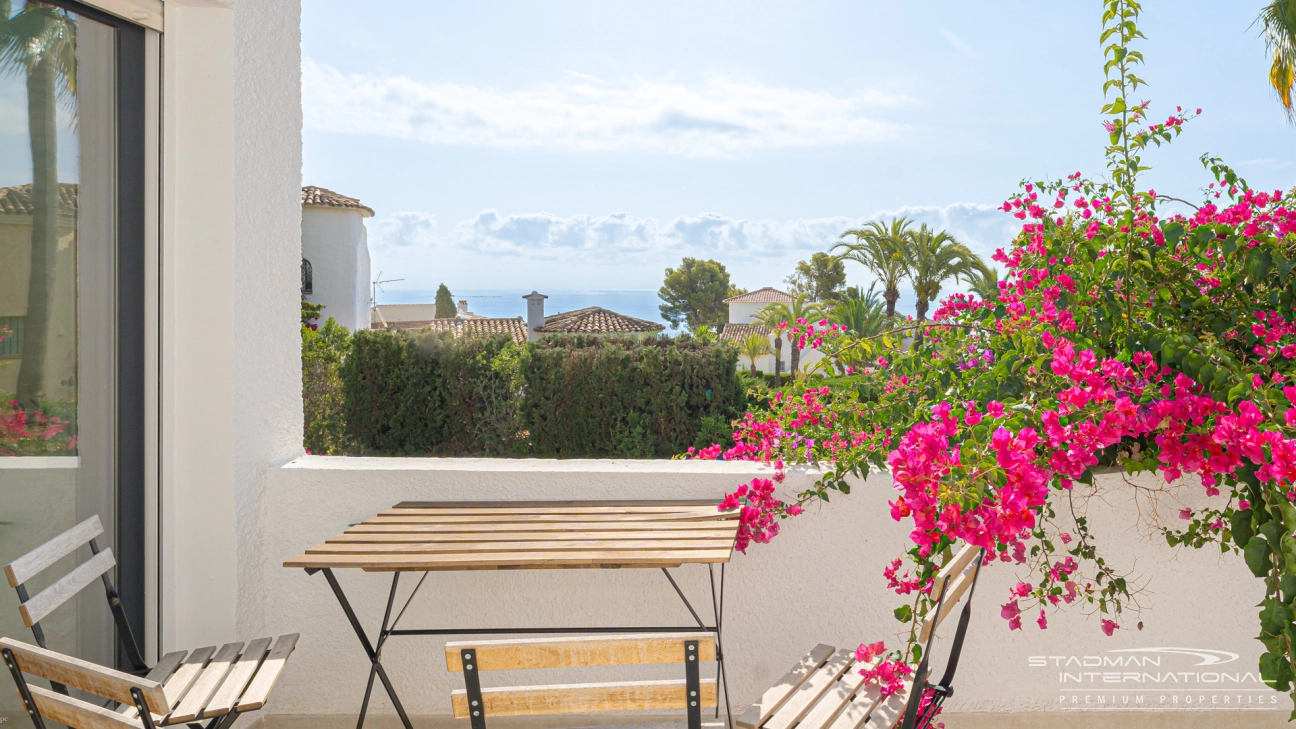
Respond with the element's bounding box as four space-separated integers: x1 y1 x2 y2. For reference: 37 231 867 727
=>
658 257 739 330
786 252 847 302
434 284 455 319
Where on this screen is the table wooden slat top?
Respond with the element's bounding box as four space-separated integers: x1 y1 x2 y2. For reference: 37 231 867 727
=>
284 500 740 572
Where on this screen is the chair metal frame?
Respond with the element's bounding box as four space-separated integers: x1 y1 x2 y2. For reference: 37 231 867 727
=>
900 547 986 729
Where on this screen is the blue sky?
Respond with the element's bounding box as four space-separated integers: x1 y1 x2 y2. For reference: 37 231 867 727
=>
302 1 1296 299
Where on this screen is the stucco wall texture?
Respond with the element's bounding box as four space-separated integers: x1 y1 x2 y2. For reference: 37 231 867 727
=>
231 0 305 650
247 458 1276 723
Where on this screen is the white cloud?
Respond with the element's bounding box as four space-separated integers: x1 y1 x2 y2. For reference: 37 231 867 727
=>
302 58 910 157
369 211 437 250
367 203 1020 291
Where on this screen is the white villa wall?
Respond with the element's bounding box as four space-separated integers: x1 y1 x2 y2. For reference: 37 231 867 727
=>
246 458 1279 725
302 206 371 332
728 301 765 324
374 303 438 324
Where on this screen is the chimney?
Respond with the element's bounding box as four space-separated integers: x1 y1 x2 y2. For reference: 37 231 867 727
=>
523 291 548 341
457 300 469 317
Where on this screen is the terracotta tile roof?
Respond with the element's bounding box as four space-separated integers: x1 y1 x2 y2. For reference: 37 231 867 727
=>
386 317 528 343
0 183 78 215
535 307 665 334
724 286 793 304
302 185 374 217
719 323 772 343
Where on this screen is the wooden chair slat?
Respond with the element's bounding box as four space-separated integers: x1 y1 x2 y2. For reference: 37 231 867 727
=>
822 677 884 729
736 644 836 729
308 539 737 555
450 678 717 718
117 650 190 720
851 679 912 729
0 637 168 714
199 637 273 719
928 543 978 604
918 561 977 643
762 648 856 729
156 646 215 711
346 520 734 534
284 548 733 571
793 660 871 729
28 684 144 729
327 529 739 544
445 633 715 672
235 634 299 713
4 515 104 588
18 548 116 627
168 642 244 723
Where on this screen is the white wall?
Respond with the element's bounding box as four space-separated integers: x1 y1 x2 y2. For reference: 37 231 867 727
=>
729 302 765 324
228 0 305 655
302 206 370 333
374 303 438 325
245 458 1278 724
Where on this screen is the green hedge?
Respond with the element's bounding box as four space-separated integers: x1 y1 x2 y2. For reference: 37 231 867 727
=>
340 329 742 457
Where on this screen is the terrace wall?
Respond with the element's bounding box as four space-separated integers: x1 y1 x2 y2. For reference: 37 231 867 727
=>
247 457 1277 724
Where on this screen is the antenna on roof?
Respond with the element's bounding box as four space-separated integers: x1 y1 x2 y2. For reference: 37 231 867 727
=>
370 272 404 328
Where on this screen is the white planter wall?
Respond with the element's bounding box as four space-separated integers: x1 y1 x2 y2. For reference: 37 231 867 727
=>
244 457 1277 722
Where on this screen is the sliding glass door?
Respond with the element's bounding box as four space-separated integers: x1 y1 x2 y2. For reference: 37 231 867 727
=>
0 0 145 711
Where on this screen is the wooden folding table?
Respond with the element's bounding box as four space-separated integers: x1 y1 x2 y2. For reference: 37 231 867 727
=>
285 500 740 729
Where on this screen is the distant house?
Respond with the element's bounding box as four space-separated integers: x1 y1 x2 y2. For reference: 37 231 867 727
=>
386 316 530 343
719 286 824 374
0 183 77 399
301 186 373 332
378 291 663 343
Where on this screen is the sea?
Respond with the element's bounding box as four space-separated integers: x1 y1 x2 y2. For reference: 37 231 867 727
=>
377 289 674 328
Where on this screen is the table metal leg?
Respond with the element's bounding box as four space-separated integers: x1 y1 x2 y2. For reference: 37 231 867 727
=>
663 566 733 729
713 564 732 729
320 569 414 729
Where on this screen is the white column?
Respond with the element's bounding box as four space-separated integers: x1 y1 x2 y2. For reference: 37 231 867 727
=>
159 0 237 652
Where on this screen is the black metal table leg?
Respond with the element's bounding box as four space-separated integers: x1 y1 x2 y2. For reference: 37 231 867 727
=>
320 569 414 729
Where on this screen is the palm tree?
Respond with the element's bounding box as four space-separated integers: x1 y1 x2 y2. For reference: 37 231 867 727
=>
757 294 825 381
0 2 77 409
1260 1 1296 122
738 331 771 375
833 218 913 318
755 306 786 386
967 266 1000 303
831 286 889 337
903 225 984 321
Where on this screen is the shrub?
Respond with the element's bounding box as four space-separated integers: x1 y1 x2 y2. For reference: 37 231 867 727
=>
302 318 352 454
340 330 742 457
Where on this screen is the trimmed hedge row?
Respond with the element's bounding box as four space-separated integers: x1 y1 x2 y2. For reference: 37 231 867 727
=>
340 329 742 457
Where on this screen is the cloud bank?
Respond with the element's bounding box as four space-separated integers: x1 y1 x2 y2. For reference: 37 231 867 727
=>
303 58 910 157
368 202 1022 289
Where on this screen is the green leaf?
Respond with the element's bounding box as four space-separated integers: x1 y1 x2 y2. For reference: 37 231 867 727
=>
1261 598 1294 637
1247 247 1274 282
894 604 912 623
1233 509 1254 549
1262 651 1294 692
1247 537 1273 578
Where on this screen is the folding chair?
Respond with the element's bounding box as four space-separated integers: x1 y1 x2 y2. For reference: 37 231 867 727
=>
4 515 298 728
738 544 985 729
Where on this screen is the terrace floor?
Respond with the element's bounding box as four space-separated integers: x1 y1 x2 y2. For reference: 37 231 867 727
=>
260 711 1295 729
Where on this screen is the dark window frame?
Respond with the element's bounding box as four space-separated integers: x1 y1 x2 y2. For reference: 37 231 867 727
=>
301 258 313 295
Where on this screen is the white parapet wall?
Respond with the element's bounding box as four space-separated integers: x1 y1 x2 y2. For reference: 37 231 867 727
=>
249 457 1280 724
